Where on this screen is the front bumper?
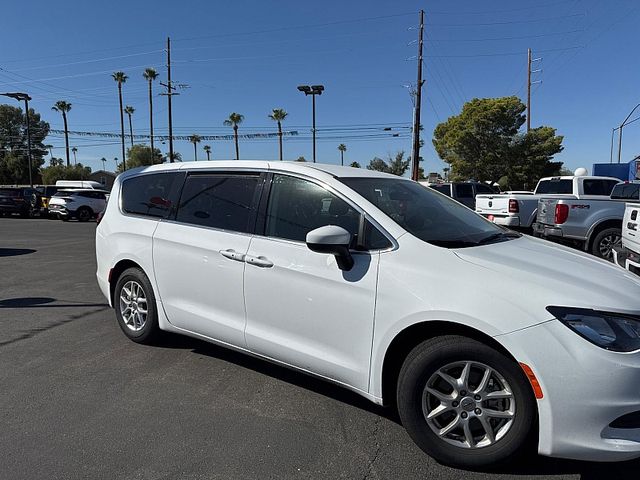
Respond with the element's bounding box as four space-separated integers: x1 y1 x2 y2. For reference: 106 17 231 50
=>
497 320 640 461
48 204 70 217
613 245 640 276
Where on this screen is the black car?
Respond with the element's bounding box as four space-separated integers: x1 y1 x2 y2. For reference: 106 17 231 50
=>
0 187 39 218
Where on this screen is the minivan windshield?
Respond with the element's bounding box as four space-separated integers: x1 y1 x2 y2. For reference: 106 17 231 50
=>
339 177 519 248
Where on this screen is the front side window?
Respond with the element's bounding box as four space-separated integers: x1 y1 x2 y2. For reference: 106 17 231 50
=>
264 174 360 243
340 177 511 248
176 173 260 233
455 184 474 198
122 172 180 218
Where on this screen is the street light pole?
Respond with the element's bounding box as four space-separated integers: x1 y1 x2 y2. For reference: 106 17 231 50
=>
617 103 640 164
1 92 33 187
297 85 324 163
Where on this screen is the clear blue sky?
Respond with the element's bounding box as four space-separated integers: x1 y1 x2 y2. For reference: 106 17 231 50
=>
1 0 638 174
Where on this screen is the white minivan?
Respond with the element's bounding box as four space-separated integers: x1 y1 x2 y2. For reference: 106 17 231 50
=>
96 161 640 468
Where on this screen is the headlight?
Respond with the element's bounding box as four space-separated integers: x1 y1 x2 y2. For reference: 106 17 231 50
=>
547 306 640 352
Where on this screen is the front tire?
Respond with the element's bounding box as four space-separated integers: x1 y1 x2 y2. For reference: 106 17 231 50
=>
114 267 160 344
397 336 536 468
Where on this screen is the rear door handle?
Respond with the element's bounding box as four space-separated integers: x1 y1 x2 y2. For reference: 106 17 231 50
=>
219 249 245 262
245 255 274 268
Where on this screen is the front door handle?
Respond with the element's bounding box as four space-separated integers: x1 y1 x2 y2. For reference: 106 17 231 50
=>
245 255 274 268
219 249 245 262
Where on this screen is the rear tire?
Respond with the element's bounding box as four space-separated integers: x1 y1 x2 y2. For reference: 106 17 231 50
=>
397 335 536 468
590 227 621 261
114 267 160 344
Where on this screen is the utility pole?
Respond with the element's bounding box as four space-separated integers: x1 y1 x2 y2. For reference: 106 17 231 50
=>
160 37 176 162
617 104 640 164
411 9 425 181
526 48 542 132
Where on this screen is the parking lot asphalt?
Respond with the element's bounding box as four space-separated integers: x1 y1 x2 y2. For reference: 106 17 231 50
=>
1 217 639 480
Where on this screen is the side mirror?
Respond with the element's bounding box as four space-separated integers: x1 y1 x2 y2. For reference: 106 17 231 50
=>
306 225 354 271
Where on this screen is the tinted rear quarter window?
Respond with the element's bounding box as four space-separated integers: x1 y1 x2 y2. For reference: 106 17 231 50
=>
611 183 640 200
176 173 260 233
122 172 180 218
455 184 474 198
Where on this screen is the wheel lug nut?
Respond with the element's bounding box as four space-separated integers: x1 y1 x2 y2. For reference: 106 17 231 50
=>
474 395 481 401
475 408 482 415
461 412 468 419
460 390 467 396
452 401 459 407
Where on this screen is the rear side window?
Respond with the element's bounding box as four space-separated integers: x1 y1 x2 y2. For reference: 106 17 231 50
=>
430 184 451 196
611 183 640 200
583 179 619 196
122 172 180 218
455 184 474 198
475 184 495 194
175 174 260 233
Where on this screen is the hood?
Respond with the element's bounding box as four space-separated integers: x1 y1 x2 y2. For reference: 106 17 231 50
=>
453 235 640 316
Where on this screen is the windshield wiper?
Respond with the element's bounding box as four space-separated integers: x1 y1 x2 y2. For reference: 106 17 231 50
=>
477 231 521 245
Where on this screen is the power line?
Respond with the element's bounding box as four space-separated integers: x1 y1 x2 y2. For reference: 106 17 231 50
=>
427 13 585 27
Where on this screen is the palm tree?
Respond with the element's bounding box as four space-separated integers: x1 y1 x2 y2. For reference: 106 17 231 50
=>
223 112 244 160
112 71 128 170
71 146 78 165
142 68 159 155
189 134 202 161
124 105 135 147
268 108 288 161
203 145 211 161
338 144 347 166
51 101 72 167
44 144 54 160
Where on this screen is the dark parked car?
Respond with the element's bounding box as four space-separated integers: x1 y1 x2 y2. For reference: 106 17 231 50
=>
0 187 39 218
426 182 499 209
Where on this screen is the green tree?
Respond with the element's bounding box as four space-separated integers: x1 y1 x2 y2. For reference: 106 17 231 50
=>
112 71 128 169
295 156 306 162
203 144 212 161
142 68 159 155
366 151 410 176
0 104 49 184
338 144 347 166
268 108 288 160
71 146 78 165
51 100 72 167
223 112 244 160
166 151 182 163
124 105 135 148
116 144 163 172
350 161 361 168
189 134 202 161
41 164 92 185
433 96 563 187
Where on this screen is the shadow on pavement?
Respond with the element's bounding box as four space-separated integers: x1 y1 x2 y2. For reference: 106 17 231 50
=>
153 333 398 424
0 248 37 257
0 297 108 308
153 332 640 478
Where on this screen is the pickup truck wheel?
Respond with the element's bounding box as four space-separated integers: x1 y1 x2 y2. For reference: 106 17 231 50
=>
397 336 535 468
591 228 621 261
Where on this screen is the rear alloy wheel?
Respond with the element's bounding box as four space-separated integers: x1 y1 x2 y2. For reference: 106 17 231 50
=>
397 336 536 468
591 227 621 261
76 207 92 222
114 267 160 344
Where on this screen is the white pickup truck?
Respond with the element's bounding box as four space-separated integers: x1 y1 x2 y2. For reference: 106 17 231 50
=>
533 181 640 259
613 202 640 275
475 175 620 229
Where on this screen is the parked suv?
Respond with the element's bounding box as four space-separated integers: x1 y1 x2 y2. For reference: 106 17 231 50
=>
426 182 498 209
0 186 39 218
49 188 108 221
96 162 640 468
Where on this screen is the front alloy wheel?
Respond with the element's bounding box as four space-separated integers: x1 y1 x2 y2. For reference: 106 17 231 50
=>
423 361 515 449
397 336 536 468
